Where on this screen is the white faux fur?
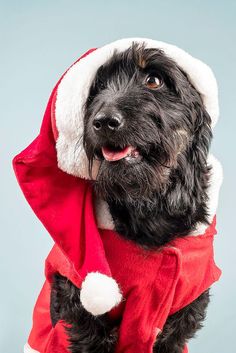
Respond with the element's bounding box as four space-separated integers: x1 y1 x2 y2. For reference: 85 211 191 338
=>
54 37 219 179
80 272 123 316
24 343 40 353
94 196 115 230
190 154 223 235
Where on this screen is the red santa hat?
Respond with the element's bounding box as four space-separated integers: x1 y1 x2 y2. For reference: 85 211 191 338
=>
52 38 219 180
13 38 222 316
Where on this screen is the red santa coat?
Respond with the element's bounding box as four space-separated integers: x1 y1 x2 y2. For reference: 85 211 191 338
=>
13 39 222 353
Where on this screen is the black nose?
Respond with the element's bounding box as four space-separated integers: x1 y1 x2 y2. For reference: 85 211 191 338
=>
93 113 123 132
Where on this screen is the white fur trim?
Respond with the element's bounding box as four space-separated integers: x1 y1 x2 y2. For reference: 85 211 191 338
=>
24 343 40 353
191 154 223 235
95 196 115 230
80 272 122 316
55 37 219 179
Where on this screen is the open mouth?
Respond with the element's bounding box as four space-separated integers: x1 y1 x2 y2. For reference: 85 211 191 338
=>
95 144 141 162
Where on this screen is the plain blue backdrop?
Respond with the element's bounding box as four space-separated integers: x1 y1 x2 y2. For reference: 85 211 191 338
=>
1 1 235 352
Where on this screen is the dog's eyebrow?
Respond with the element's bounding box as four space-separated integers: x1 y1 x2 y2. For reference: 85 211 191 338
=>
138 56 146 69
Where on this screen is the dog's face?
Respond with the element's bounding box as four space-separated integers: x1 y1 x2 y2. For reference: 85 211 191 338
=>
83 43 211 203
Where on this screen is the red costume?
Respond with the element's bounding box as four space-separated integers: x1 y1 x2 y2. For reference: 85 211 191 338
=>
13 38 223 353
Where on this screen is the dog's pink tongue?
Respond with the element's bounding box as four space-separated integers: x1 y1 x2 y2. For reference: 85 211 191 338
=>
102 146 135 161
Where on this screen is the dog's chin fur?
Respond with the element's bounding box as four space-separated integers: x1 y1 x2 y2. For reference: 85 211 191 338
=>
95 156 170 203
83 43 212 248
52 43 214 353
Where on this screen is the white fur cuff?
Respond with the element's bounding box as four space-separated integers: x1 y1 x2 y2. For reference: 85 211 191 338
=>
24 343 40 353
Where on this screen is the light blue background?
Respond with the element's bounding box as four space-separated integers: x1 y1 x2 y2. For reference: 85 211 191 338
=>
1 1 235 352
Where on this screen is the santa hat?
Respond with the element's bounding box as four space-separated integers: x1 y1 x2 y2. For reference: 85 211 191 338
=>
53 38 219 180
13 38 221 316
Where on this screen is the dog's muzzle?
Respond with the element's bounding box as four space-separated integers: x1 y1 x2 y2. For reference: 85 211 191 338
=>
92 110 141 163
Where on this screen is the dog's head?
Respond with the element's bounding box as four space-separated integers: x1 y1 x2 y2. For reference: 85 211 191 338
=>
83 43 212 203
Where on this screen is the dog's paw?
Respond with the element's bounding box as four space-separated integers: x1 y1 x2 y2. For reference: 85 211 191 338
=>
50 273 81 325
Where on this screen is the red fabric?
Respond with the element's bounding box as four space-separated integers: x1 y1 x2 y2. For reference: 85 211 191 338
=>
13 49 221 353
13 48 111 286
100 220 220 352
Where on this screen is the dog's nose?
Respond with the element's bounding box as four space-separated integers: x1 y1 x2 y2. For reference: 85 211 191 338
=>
93 113 123 132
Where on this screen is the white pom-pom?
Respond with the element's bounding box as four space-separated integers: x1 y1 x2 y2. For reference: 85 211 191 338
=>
80 272 122 316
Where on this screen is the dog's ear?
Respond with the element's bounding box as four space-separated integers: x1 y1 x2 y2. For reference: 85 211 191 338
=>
190 101 212 166
166 102 212 220
182 102 212 212
175 72 212 165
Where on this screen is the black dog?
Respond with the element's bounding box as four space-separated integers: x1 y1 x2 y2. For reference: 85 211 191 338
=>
51 43 212 353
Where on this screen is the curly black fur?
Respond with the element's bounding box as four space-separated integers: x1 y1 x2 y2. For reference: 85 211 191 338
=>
51 43 213 352
51 274 119 353
83 43 212 248
153 290 210 353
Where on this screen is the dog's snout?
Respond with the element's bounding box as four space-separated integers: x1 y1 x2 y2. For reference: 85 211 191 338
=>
93 112 123 132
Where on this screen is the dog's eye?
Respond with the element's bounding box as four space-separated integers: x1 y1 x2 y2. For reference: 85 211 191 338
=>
145 75 162 89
